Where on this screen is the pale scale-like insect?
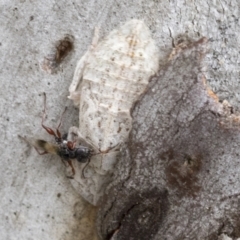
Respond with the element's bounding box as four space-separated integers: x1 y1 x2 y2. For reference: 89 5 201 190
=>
67 19 160 205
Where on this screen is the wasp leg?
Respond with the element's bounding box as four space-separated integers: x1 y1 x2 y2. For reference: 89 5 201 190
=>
66 160 75 179
81 157 91 179
60 158 68 167
18 135 49 155
33 147 48 155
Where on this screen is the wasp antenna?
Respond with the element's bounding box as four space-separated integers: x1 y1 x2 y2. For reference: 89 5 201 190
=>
56 106 67 138
43 125 57 137
41 93 57 137
42 92 47 119
56 129 62 139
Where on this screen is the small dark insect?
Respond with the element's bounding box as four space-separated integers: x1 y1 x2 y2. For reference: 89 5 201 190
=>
55 35 74 64
20 93 92 179
41 35 74 74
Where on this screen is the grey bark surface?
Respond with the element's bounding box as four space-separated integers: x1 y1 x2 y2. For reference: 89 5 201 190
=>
1 0 240 240
98 39 240 239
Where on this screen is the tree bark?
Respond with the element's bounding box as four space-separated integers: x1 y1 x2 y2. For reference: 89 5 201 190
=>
2 0 240 239
97 38 240 240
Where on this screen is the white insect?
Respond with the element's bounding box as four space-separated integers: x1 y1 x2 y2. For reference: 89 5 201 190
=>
67 19 160 205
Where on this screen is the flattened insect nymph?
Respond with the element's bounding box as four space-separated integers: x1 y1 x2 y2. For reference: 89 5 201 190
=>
67 19 160 205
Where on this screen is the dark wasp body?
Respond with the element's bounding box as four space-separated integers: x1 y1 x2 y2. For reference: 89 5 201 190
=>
25 93 92 178
59 143 90 163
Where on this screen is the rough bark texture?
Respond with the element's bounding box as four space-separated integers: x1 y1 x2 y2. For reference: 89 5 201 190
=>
1 0 240 239
97 39 240 239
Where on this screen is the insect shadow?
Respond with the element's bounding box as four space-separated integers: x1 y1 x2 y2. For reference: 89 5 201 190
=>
19 93 92 179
